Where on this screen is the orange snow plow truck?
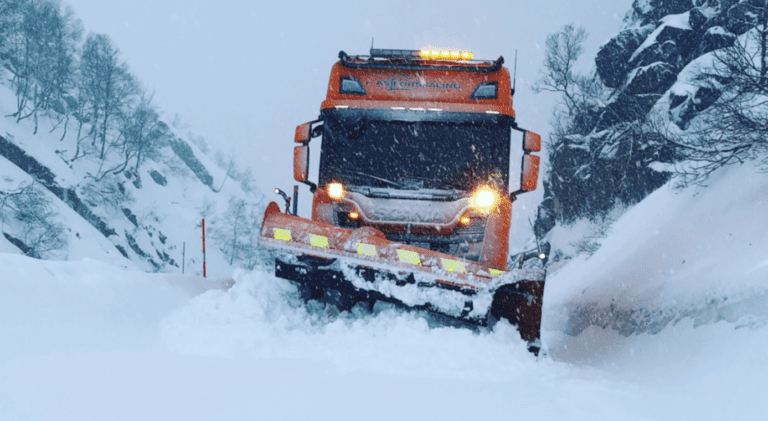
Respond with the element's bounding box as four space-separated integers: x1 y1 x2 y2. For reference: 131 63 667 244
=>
259 48 546 354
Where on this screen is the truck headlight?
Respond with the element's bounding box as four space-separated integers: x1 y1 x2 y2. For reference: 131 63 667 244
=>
470 186 498 213
327 182 345 200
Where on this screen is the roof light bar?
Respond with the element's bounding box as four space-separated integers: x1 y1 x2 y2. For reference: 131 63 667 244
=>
369 48 474 61
370 49 421 58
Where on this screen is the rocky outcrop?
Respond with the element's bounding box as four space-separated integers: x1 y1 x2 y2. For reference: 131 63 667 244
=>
596 25 655 88
537 0 762 239
0 134 117 239
726 0 763 35
631 39 684 71
592 3 753 130
168 137 214 189
625 62 678 95
669 84 722 128
149 170 167 186
696 26 737 56
629 0 695 25
595 92 664 132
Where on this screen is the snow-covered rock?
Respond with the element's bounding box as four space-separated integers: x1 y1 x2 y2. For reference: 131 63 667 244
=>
538 0 764 236
595 25 655 88
625 62 678 95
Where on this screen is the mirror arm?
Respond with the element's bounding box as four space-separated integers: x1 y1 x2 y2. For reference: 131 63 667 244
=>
301 118 324 144
302 179 317 194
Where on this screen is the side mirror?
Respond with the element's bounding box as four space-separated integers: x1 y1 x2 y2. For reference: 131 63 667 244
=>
294 145 309 182
520 154 540 192
295 122 311 143
523 131 541 152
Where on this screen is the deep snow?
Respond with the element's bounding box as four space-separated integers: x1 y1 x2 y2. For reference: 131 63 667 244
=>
2 163 767 420
1 257 766 420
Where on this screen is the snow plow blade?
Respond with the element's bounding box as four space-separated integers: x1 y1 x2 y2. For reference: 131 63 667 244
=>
259 202 546 351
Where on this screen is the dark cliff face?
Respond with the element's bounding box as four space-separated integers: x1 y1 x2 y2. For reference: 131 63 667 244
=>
595 2 735 131
537 0 762 242
595 0 765 131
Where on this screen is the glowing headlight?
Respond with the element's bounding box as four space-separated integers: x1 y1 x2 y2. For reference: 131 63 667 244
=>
470 186 498 213
327 182 345 200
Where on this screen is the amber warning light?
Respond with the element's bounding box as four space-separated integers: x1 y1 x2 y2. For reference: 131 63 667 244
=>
419 49 473 61
369 48 474 61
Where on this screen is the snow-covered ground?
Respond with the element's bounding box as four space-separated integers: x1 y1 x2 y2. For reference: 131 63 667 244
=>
1 162 767 420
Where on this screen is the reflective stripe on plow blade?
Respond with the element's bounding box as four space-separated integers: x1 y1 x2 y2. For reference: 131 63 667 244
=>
273 228 292 242
440 258 466 273
397 249 421 266
310 234 329 248
357 243 376 256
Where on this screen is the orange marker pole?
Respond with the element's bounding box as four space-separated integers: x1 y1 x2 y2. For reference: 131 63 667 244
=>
202 218 207 278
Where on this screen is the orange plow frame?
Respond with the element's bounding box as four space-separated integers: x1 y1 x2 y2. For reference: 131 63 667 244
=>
259 201 546 348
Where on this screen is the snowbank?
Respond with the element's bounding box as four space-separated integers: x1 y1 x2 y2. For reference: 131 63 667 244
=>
544 163 768 339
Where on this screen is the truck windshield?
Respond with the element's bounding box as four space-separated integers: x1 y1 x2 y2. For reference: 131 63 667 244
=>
318 116 511 192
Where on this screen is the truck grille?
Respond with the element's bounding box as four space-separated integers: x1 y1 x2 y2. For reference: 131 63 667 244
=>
382 220 486 261
334 209 486 261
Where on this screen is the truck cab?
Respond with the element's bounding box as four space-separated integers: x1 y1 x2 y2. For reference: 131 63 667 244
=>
294 49 540 272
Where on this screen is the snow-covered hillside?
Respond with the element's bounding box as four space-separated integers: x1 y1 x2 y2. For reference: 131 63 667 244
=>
1 162 766 420
0 81 265 278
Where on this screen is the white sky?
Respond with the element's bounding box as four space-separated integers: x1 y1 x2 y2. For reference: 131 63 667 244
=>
63 0 634 228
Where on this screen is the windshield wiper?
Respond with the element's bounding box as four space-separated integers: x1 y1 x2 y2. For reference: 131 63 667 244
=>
400 175 467 191
339 170 400 188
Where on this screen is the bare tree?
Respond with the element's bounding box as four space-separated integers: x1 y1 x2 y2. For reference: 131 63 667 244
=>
0 182 67 258
0 1 28 46
123 95 169 172
533 24 605 133
78 173 133 215
0 0 28 80
3 1 81 133
93 93 168 180
211 197 263 268
79 33 138 161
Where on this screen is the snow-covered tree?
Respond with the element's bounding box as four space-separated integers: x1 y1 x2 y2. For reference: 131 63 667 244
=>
78 33 138 161
3 0 81 133
0 182 67 258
